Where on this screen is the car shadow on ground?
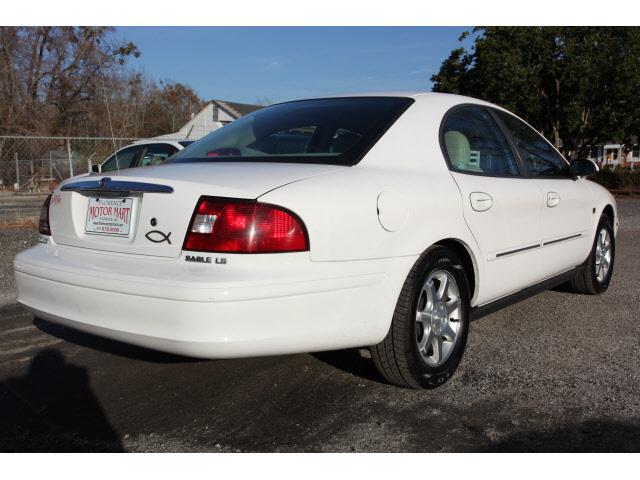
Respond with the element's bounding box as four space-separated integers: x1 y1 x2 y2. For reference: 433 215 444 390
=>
35 316 382 381
312 348 386 384
550 282 585 294
34 317 199 364
0 349 123 452
481 419 640 452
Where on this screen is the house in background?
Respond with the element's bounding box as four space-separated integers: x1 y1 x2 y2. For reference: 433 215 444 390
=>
587 136 640 168
155 99 263 141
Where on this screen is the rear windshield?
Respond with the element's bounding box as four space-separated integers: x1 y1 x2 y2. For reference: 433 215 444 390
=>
168 97 413 166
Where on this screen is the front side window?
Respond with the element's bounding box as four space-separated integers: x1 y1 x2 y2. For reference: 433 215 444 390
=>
441 106 519 176
168 97 414 166
496 111 569 177
138 144 178 167
101 146 140 172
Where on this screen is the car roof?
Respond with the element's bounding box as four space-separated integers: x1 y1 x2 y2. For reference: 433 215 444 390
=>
130 139 185 147
274 91 501 111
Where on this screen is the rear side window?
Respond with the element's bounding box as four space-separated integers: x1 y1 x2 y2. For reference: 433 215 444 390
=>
168 97 414 166
101 146 140 172
138 143 178 167
441 106 519 176
496 111 569 177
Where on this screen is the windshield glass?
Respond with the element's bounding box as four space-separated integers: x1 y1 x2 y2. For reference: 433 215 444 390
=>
168 97 413 166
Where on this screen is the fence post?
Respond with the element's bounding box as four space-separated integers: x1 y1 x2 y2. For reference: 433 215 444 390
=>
15 152 19 190
67 138 74 178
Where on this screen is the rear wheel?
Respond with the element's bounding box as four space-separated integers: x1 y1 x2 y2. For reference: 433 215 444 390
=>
371 246 470 389
569 214 615 295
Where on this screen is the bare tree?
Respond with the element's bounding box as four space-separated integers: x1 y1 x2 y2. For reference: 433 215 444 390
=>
0 27 203 139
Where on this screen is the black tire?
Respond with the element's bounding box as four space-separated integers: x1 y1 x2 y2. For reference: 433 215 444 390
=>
370 245 470 389
569 214 615 295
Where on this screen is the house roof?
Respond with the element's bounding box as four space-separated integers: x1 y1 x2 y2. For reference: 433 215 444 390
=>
212 100 263 118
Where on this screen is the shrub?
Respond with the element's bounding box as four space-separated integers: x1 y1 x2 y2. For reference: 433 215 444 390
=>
590 166 640 191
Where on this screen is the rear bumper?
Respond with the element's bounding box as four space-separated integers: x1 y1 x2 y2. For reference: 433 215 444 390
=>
14 243 415 358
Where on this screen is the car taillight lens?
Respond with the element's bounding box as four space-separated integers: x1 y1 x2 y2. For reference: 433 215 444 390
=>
39 194 52 236
183 197 309 253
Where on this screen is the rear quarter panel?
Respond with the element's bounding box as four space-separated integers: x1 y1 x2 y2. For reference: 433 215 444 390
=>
259 97 482 299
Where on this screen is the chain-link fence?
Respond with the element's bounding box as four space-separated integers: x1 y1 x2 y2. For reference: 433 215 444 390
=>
0 136 143 193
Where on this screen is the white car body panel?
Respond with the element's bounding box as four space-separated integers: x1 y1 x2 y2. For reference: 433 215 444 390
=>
15 239 416 357
14 92 618 358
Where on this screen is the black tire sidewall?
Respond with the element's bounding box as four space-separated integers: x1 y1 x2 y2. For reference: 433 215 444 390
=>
405 247 470 389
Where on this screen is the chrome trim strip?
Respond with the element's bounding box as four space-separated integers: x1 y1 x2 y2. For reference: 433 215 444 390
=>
495 243 540 258
542 233 583 246
61 177 173 194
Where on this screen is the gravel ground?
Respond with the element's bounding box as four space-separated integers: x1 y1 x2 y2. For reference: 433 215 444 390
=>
0 198 638 452
0 228 38 305
0 193 46 225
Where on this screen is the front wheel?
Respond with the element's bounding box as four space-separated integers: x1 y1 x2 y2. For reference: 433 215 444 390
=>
371 246 470 389
569 214 615 295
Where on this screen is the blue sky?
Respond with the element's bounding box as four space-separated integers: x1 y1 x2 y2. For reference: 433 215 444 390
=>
115 27 474 105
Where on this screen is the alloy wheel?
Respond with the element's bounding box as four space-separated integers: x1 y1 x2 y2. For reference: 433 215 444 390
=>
415 269 462 367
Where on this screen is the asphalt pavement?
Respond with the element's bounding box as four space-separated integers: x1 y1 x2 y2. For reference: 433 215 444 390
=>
0 198 639 452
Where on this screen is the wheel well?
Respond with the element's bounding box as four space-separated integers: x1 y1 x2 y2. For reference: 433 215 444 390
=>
603 204 615 221
435 239 476 300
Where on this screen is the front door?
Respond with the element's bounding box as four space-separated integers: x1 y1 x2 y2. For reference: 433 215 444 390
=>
495 110 594 275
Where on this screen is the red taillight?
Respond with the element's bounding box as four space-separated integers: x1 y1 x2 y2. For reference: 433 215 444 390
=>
183 197 309 253
39 194 52 236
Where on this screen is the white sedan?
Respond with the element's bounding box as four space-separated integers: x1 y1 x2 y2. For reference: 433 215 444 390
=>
91 139 194 173
14 93 617 389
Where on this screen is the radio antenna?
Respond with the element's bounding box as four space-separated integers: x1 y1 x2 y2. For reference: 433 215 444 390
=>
97 58 119 172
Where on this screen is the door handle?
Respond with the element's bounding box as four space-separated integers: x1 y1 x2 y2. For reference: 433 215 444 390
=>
470 192 493 212
547 192 561 208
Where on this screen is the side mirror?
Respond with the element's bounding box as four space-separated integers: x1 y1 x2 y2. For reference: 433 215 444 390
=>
569 159 598 178
91 164 101 174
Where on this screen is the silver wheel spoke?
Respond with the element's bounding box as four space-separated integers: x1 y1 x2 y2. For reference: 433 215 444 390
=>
423 280 437 308
418 327 432 352
431 335 443 363
443 322 457 342
436 274 449 301
417 311 431 327
445 298 459 317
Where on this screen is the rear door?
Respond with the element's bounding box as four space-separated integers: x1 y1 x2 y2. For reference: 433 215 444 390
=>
495 110 593 274
442 105 545 303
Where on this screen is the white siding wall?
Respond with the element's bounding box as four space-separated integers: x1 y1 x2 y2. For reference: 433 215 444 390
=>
153 103 237 141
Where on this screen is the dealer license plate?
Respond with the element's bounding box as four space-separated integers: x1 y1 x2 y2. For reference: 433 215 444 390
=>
85 197 134 236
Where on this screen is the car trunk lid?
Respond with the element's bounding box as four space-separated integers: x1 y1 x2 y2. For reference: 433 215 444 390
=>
49 162 339 258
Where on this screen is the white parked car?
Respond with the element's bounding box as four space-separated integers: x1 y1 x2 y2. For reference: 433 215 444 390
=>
92 139 194 173
14 93 617 389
